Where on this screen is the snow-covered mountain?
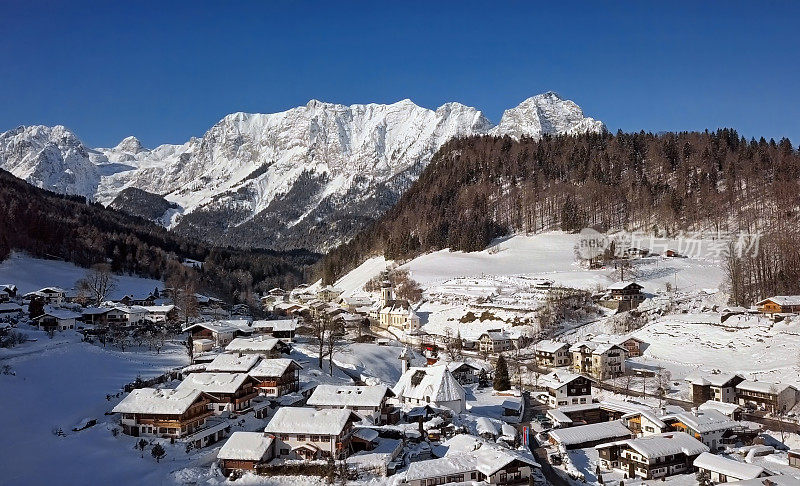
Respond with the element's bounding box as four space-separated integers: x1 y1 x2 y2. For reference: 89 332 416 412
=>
0 92 604 251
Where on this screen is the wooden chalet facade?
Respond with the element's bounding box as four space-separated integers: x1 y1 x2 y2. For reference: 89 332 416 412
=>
248 359 302 397
112 388 215 439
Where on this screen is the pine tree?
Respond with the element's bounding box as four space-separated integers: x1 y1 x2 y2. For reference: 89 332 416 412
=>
494 355 511 391
28 296 44 319
151 443 166 462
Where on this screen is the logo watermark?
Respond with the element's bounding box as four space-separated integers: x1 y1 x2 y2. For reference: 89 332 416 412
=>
575 229 761 262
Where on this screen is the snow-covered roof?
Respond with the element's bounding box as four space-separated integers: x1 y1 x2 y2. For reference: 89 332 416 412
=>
662 410 739 434
549 420 632 446
182 321 239 334
536 339 569 353
736 380 797 394
445 361 479 373
204 353 261 373
141 305 175 313
217 432 274 461
392 365 466 404
756 295 800 306
684 370 743 387
607 281 642 290
547 409 573 424
0 303 22 312
599 432 709 459
40 308 81 320
248 358 301 378
473 446 539 476
693 452 765 480
540 370 585 390
112 387 205 415
476 417 498 437
405 453 477 481
252 319 296 331
176 372 254 395
225 336 285 353
306 385 393 408
698 400 742 416
81 306 111 315
729 476 800 486
264 407 356 436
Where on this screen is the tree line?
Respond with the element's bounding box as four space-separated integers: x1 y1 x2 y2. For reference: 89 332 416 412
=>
0 169 320 305
321 129 800 304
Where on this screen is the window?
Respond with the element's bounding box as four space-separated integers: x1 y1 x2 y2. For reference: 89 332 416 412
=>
297 435 306 441
280 448 289 455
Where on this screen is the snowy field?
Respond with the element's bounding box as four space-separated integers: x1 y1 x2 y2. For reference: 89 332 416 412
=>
0 328 188 485
0 251 163 299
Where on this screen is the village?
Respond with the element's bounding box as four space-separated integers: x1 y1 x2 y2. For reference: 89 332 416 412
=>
2 233 800 486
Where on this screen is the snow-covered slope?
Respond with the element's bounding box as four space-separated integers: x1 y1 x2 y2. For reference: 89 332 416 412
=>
0 125 100 198
0 93 603 251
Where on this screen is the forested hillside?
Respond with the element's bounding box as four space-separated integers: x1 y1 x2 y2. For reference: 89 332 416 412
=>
0 169 319 303
322 130 800 303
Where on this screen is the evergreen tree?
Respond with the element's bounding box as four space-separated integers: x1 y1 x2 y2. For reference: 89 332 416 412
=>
28 296 44 319
151 443 166 462
494 355 511 391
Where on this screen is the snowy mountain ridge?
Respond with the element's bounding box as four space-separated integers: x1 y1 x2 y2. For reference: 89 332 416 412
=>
0 93 604 251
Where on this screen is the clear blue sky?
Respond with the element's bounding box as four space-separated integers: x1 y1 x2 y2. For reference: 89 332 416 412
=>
2 1 799 148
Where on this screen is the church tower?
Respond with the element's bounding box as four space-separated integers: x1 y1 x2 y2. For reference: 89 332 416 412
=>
380 280 393 306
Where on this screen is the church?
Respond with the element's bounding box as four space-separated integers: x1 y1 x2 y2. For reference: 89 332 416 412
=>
377 281 420 333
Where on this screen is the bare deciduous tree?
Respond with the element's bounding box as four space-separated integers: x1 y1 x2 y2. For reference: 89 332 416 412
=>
76 263 118 306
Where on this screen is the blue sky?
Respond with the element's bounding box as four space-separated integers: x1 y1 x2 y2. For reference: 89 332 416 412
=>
2 1 799 147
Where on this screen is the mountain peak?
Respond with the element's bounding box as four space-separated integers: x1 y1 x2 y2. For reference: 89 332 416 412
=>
490 92 604 139
114 136 145 154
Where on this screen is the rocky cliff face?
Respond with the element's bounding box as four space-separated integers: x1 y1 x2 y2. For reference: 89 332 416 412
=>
0 93 604 251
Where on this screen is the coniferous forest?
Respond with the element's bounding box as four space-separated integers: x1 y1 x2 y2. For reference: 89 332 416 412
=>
0 169 319 303
322 130 800 303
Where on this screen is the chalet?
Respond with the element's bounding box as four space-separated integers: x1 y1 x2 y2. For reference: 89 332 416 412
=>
685 370 745 404
25 287 66 305
405 443 540 486
0 284 17 298
735 380 798 413
264 407 359 460
106 305 148 326
183 321 249 348
501 398 523 419
539 370 593 407
119 293 157 306
225 336 290 358
317 285 343 302
141 305 177 323
176 372 259 414
570 341 626 380
693 452 770 483
112 387 216 439
248 358 302 397
549 420 633 450
608 281 644 300
204 353 261 373
756 296 800 314
478 331 514 354
251 319 297 340
660 410 743 450
307 385 397 425
0 289 8 303
591 334 647 357
35 308 80 331
393 365 466 413
534 340 571 367
339 294 373 313
81 306 111 325
445 361 482 385
596 432 709 480
217 431 274 476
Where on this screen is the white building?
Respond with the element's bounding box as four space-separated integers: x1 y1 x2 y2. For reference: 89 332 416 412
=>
377 281 420 333
534 340 571 367
393 364 466 413
264 407 359 460
660 410 742 451
539 370 593 407
34 308 80 331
